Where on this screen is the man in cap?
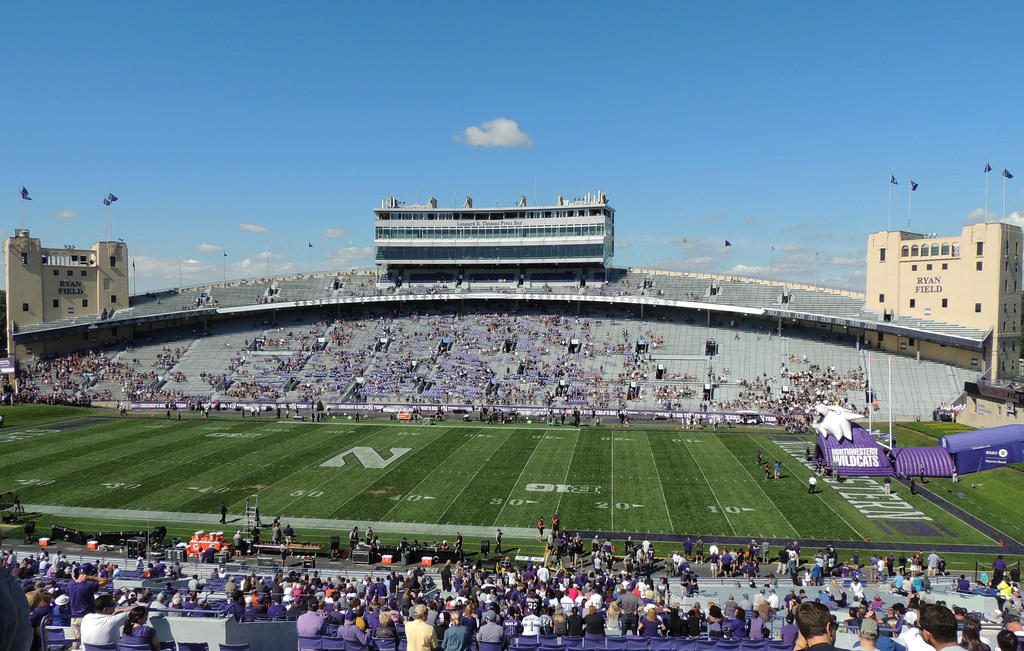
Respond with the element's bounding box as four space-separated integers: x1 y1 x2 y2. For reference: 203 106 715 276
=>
897 610 932 651
405 603 438 651
858 618 881 651
477 607 507 648
338 609 371 646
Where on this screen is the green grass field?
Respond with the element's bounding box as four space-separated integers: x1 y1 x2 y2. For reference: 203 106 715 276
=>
1 406 1017 551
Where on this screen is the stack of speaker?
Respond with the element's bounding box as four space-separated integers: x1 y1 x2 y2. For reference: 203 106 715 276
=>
51 525 89 545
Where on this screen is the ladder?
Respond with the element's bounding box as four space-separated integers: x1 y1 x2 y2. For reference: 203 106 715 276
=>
244 495 260 530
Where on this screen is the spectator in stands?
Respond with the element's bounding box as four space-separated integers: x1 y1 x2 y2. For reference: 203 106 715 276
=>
857 618 881 651
297 600 327 637
478 608 506 648
68 563 109 649
959 617 989 651
121 606 160 651
897 611 931 651
605 602 622 636
995 631 1018 651
407 604 438 651
777 611 798 646
640 606 665 637
80 594 133 648
794 601 840 651
615 587 643 635
443 611 472 651
918 604 966 651
339 610 371 646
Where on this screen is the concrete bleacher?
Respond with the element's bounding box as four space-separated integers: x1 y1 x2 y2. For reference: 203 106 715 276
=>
72 299 975 418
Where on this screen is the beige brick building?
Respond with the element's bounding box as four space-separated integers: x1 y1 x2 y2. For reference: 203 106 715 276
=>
866 222 1022 379
4 229 128 359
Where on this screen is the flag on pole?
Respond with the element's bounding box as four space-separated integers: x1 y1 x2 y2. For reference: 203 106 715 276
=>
308 241 314 248
103 198 110 206
985 162 992 173
21 186 31 200
1004 169 1014 179
132 260 135 271
223 250 228 257
910 180 918 191
107 193 118 202
724 240 732 247
889 175 898 185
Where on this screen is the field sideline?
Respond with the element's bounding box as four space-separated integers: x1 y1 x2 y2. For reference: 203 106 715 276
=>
0 408 1014 549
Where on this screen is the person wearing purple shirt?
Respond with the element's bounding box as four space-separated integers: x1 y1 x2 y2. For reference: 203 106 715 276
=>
338 611 371 646
67 565 109 650
297 602 328 637
779 613 799 647
266 597 286 618
729 608 747 638
120 607 160 651
225 594 246 622
721 551 734 576
684 537 694 559
993 555 1007 586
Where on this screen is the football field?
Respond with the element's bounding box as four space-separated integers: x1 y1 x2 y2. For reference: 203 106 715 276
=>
0 410 999 547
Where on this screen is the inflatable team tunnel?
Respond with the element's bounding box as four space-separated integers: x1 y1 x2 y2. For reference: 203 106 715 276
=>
811 404 1024 478
940 425 1024 473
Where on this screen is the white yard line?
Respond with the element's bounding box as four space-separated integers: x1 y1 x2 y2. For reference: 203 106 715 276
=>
491 430 547 528
552 428 582 518
436 428 516 524
714 435 798 538
643 431 675 533
681 436 735 536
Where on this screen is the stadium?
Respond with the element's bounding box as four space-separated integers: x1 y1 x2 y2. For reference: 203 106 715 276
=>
3 192 1024 651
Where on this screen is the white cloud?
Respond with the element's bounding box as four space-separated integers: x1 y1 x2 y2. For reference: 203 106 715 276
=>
616 240 632 249
700 211 728 223
324 246 373 267
743 216 758 223
728 264 769 276
780 244 801 252
238 223 269 233
966 207 1024 228
254 249 288 262
322 228 348 239
454 118 533 148
55 209 77 219
196 243 223 253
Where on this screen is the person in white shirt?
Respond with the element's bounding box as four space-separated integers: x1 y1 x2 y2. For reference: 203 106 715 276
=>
521 612 542 636
81 595 135 647
897 610 937 651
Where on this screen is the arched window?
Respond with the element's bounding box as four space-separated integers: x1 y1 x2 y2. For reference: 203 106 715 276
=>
901 246 910 257
931 244 940 256
911 245 919 256
921 245 930 256
941 244 950 256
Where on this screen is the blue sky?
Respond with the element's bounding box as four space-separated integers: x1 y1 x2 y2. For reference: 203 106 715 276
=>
5 2 1024 293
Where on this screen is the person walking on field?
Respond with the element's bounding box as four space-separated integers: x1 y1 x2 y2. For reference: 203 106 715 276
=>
808 476 817 494
538 517 545 541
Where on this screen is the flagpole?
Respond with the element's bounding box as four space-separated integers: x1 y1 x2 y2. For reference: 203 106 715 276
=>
222 250 227 282
769 243 774 284
1003 172 1007 221
888 179 893 230
985 162 990 223
868 353 873 438
908 183 912 230
888 355 893 448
